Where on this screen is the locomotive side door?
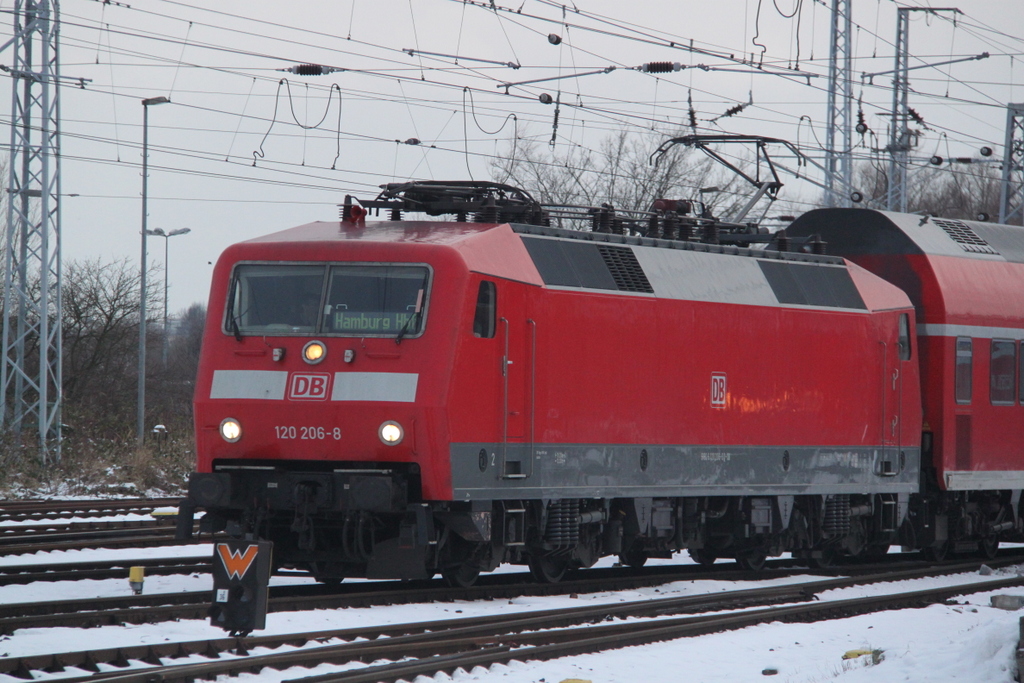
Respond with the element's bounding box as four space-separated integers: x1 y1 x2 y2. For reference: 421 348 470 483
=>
880 315 908 475
498 283 532 479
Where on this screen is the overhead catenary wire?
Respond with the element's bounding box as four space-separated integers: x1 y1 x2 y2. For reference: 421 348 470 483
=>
0 0 1016 216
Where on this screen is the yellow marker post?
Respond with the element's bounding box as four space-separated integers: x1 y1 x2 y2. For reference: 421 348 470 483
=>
129 566 145 594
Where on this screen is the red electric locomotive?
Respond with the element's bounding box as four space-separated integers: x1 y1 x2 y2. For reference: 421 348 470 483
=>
787 209 1024 558
181 180 936 621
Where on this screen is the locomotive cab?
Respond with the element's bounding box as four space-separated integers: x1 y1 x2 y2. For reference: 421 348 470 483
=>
185 220 484 581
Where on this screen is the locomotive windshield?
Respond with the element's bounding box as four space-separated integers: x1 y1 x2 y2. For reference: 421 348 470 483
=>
227 263 430 337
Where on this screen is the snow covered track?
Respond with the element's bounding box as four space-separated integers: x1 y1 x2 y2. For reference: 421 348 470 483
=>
0 555 210 587
0 498 196 554
2 559 1022 683
0 499 181 523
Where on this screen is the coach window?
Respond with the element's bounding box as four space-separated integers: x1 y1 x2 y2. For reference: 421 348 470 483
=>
897 313 912 361
1019 341 1024 404
990 340 1017 405
473 280 496 338
955 337 972 404
1020 342 1024 404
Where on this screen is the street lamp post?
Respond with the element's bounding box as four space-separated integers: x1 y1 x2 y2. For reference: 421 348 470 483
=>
145 227 191 367
138 96 170 446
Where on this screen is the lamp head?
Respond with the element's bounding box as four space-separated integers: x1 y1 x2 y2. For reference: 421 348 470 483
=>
142 96 170 107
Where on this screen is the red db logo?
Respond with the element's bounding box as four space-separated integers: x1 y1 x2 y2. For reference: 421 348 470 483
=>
288 373 331 401
711 372 727 408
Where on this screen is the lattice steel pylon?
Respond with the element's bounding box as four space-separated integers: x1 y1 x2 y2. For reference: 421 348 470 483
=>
886 7 961 212
824 0 853 208
885 8 912 213
999 103 1024 225
0 0 62 461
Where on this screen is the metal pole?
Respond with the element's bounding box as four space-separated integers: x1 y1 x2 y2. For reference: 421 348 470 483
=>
162 234 169 367
138 96 168 446
137 102 149 446
999 103 1024 225
824 0 853 207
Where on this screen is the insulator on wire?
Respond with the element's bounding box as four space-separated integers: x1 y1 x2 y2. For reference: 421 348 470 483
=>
856 106 869 135
549 101 560 147
548 33 562 45
642 61 682 73
280 64 342 76
908 107 929 130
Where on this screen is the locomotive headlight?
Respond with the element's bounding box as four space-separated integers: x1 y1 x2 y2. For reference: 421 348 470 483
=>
303 340 326 364
378 421 404 445
219 418 242 443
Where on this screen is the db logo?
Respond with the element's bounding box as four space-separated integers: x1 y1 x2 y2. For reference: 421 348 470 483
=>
710 372 727 408
288 373 331 401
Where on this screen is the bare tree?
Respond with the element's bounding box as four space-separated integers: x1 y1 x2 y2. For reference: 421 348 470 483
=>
61 257 163 436
855 160 1003 220
148 303 206 422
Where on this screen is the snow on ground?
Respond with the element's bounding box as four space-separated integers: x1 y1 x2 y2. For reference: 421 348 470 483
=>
0 546 1019 683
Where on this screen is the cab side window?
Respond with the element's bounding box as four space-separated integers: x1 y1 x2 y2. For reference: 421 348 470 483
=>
473 281 496 338
955 337 972 404
990 339 1016 405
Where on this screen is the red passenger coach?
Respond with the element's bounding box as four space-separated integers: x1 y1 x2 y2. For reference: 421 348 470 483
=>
184 182 1013 634
789 209 1024 556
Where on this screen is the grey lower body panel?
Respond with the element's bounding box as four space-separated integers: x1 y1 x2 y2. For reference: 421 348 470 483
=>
450 442 920 500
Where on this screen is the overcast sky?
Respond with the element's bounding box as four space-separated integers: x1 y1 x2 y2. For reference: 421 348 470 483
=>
0 0 1021 312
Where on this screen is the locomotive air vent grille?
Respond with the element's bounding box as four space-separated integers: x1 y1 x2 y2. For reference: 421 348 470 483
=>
932 218 1000 255
597 245 654 293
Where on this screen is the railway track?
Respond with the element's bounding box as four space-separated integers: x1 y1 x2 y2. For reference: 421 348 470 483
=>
0 549 1018 634
0 498 180 523
0 497 196 555
0 555 211 586
3 557 1019 683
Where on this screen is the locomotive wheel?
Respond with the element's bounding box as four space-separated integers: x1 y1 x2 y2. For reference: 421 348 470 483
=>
441 562 480 588
808 547 838 569
922 541 948 562
528 554 570 583
861 544 890 562
980 537 999 560
618 548 648 568
737 549 766 571
688 548 717 566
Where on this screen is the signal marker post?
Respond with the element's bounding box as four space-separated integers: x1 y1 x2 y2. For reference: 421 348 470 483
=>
210 539 273 635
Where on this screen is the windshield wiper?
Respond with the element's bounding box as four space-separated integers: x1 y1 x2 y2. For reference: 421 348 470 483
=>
226 277 243 342
395 285 426 345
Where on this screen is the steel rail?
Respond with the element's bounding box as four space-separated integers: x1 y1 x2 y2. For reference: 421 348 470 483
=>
25 571 1024 683
0 498 180 522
